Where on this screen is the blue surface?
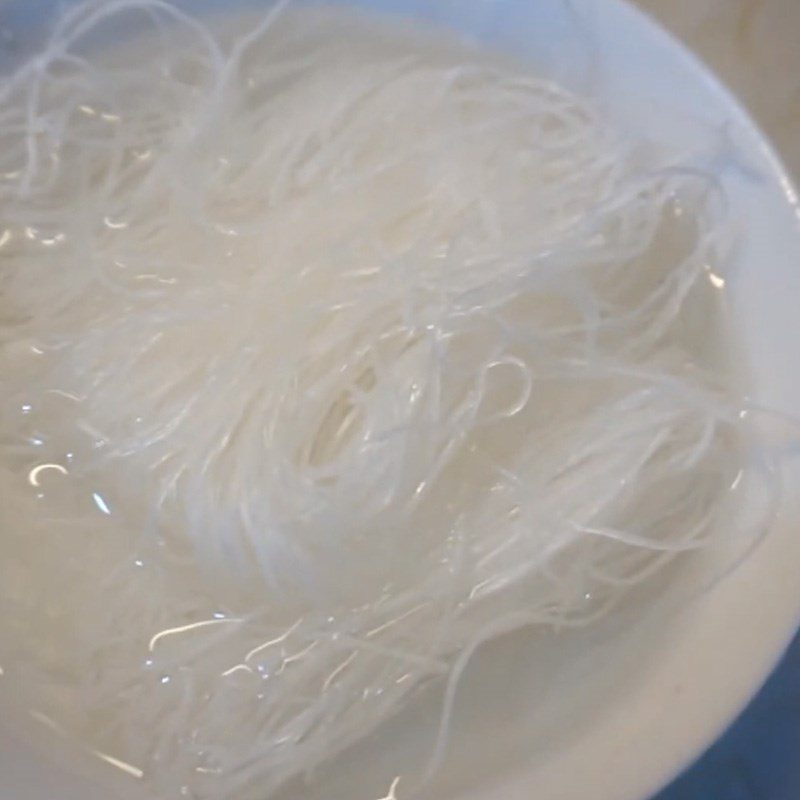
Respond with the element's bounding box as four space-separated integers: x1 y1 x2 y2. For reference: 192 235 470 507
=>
652 628 800 800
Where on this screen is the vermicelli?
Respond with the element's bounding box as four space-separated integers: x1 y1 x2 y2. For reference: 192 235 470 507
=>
0 3 766 799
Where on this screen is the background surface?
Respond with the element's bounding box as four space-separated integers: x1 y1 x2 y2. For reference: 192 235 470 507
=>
633 2 800 799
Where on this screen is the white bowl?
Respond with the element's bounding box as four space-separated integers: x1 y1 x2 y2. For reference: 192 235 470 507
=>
1 2 799 799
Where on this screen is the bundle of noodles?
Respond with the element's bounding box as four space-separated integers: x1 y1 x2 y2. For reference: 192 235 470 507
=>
0 2 764 798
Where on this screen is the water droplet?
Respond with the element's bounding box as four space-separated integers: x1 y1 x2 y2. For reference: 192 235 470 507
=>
92 491 112 515
28 462 68 487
